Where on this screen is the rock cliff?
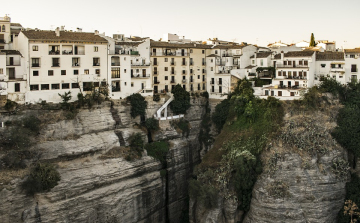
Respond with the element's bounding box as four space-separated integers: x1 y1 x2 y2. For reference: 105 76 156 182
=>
0 96 211 223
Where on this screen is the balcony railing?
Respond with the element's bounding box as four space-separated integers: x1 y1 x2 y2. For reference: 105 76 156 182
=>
217 70 230 74
151 52 188 56
62 50 73 55
52 63 60 67
330 67 344 71
93 63 100 66
182 79 187 83
72 63 80 67
32 63 40 67
49 50 60 55
74 51 85 55
153 71 158 75
7 62 21 66
131 63 150 66
276 64 309 68
111 62 120 66
170 80 175 83
171 62 176 66
154 81 160 84
131 74 150 78
351 68 358 72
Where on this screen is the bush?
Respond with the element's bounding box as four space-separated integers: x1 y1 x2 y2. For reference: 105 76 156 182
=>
170 84 191 114
174 119 190 137
4 99 17 111
153 94 160 102
22 163 61 195
126 93 147 118
128 133 144 156
160 169 167 177
144 117 159 132
212 99 230 133
145 141 169 165
338 174 360 223
2 127 32 150
2 150 32 169
189 179 218 209
200 91 209 98
22 115 41 133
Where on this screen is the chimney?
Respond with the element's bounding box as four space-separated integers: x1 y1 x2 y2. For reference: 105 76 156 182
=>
60 26 65 31
77 27 82 32
94 30 99 35
281 51 284 60
55 27 60 37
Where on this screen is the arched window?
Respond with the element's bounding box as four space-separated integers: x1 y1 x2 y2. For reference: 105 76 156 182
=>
2 25 5 32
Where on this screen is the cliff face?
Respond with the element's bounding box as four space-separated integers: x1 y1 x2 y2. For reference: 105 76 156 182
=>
0 96 209 223
190 100 349 223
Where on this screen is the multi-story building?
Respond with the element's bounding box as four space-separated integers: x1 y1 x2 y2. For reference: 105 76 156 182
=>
315 52 345 84
344 48 360 83
17 28 109 103
150 41 210 94
0 15 11 50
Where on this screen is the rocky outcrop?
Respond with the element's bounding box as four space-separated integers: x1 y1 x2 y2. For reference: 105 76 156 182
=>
0 96 209 223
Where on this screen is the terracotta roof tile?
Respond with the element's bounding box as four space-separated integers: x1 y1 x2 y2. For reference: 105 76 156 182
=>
284 51 314 57
316 52 344 61
150 41 212 49
344 48 360 54
256 52 272 58
0 50 22 56
116 41 143 46
21 30 107 42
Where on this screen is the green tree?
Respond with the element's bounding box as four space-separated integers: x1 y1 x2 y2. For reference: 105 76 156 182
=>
309 33 316 47
126 93 147 118
170 84 191 114
212 99 230 132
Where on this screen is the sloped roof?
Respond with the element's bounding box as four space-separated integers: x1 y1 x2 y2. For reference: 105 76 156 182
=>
21 30 107 42
316 52 344 61
212 44 246 49
344 48 360 54
284 51 314 57
115 41 143 46
0 50 22 56
274 54 281 59
256 52 272 58
206 54 219 57
150 41 212 49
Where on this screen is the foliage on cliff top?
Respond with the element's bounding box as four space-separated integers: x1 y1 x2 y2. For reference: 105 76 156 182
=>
212 98 230 133
126 93 147 118
145 141 169 165
22 162 61 196
170 84 191 115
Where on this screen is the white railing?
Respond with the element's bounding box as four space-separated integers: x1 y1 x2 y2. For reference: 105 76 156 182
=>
154 93 185 121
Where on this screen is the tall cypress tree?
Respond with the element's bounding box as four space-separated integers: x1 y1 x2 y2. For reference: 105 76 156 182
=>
309 33 316 47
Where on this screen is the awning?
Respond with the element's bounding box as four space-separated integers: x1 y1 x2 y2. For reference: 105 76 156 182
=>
331 62 345 65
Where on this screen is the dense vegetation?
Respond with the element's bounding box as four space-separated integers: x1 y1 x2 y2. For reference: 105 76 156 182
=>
170 84 191 114
22 162 61 196
145 141 169 165
211 98 230 132
191 79 284 211
126 93 147 118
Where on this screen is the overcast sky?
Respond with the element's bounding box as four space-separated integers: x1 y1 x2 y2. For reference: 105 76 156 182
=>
3 0 360 48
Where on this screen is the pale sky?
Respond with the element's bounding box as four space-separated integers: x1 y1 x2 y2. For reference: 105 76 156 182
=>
3 0 360 48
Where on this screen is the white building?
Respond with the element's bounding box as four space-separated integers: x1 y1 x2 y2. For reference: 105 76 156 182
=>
315 52 346 84
17 28 109 103
344 48 360 82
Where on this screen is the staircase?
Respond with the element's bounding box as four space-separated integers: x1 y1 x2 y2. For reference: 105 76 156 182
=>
154 93 184 120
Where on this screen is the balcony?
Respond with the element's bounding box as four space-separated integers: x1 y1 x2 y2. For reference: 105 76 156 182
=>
32 63 40 67
62 50 73 55
330 67 344 72
112 87 120 92
151 52 188 56
7 61 21 66
153 62 159 66
131 63 151 67
93 63 100 66
182 79 187 83
171 62 176 66
153 71 158 75
52 63 60 67
170 80 175 83
72 63 80 67
216 62 226 66
216 70 231 74
49 50 60 55
276 64 309 68
131 74 150 78
111 62 120 66
154 81 160 84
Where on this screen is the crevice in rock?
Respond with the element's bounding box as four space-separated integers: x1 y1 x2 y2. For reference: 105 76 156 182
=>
110 106 121 129
114 130 126 146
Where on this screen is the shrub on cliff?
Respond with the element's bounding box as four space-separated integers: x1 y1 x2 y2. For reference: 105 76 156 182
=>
338 174 360 223
212 98 230 133
189 179 218 209
22 163 61 195
126 93 147 118
145 141 169 165
128 133 144 156
144 117 159 132
170 84 190 114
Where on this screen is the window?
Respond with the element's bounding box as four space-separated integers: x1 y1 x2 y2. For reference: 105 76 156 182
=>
350 55 355 58
211 67 213 71
96 69 100 75
0 68 2 74
190 69 193 74
32 58 40 67
30 85 39 91
288 61 292 65
211 59 213 63
203 83 205 90
94 46 98 52
61 70 66 75
93 58 100 66
288 71 291 76
33 70 39 76
299 60 303 65
51 84 60 89
15 83 20 92
111 68 120 78
41 84 50 90
84 69 89 74
293 71 297 76
351 64 357 72
215 50 218 54
2 25 4 32
164 58 168 62
198 83 200 90
304 60 308 66
71 83 79 88
73 70 79 75
198 75 200 79
331 64 335 68
283 61 287 65
202 50 205 54
278 71 281 76
252 60 255 64
52 58 60 67
190 49 193 53
303 71 307 77
164 67 168 71
32 45 38 51
124 69 127 73
203 75 205 81
260 59 263 66
131 82 134 87
165 76 168 80
282 71 286 76
321 64 326 68
48 70 54 76
72 58 80 66
62 83 70 89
